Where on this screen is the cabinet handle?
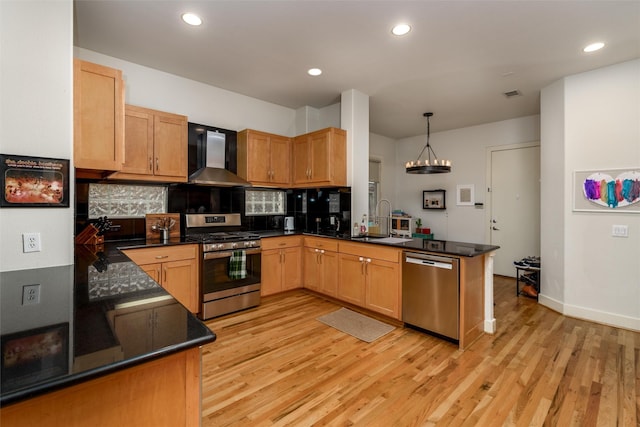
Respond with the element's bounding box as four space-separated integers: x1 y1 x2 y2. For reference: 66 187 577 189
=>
149 157 153 171
155 255 169 259
154 311 159 328
148 312 153 328
163 267 167 282
156 157 159 171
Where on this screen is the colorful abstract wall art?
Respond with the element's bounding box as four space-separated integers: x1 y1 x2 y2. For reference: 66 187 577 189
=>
574 169 640 213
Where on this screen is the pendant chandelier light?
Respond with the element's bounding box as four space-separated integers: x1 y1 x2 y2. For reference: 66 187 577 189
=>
405 112 451 174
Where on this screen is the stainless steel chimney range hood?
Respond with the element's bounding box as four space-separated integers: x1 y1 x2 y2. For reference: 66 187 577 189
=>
187 122 251 187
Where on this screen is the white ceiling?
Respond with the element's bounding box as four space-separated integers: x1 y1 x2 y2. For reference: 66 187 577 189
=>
74 1 640 139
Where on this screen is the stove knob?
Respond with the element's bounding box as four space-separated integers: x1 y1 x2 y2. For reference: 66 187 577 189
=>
244 241 251 248
217 243 224 250
249 241 256 247
231 242 238 249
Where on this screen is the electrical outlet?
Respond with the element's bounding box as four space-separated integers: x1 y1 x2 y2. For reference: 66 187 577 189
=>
612 225 629 237
22 284 40 305
22 232 41 253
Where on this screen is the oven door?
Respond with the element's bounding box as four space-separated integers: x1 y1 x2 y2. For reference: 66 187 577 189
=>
201 247 261 298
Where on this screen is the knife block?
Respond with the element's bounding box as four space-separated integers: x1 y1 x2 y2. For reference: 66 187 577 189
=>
75 224 105 246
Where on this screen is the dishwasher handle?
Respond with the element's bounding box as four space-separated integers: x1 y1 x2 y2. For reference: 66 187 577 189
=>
404 252 454 270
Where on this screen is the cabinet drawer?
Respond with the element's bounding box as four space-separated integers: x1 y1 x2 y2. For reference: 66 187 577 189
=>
123 244 198 265
261 235 302 250
338 241 401 263
303 236 338 252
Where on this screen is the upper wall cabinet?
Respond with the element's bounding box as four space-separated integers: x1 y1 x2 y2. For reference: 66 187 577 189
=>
292 127 346 187
73 59 125 172
109 105 188 183
237 129 291 187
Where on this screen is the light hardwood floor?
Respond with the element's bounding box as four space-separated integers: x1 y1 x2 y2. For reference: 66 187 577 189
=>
201 276 639 426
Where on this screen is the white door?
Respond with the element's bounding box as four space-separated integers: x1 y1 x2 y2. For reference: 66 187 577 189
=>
489 144 540 277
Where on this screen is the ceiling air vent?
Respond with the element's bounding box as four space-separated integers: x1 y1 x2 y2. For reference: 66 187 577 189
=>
503 89 522 98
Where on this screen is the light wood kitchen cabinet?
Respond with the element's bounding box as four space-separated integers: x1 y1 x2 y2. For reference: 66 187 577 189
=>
337 241 402 320
292 127 347 187
261 236 302 296
303 236 338 297
73 59 124 172
123 245 199 313
109 105 188 182
237 129 291 187
111 302 186 359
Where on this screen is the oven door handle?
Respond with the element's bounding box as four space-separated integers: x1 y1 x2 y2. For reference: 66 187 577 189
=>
203 247 262 260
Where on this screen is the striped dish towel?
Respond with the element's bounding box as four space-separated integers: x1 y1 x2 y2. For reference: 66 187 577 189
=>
228 250 247 279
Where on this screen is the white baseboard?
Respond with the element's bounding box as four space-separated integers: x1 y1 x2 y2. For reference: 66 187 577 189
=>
484 318 496 334
539 293 640 331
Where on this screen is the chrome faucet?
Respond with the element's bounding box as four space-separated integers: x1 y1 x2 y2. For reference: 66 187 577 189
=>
375 199 392 236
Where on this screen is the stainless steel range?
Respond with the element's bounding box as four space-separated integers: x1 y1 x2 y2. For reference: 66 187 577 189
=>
184 213 261 319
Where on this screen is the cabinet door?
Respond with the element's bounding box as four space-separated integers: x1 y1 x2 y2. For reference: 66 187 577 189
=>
269 135 291 185
140 263 161 283
282 247 302 290
337 254 366 306
292 136 311 184
121 106 154 174
320 250 339 297
153 112 187 179
366 259 400 319
246 132 272 183
73 59 124 171
162 259 198 313
303 247 320 291
309 131 330 183
114 310 152 359
261 249 283 296
152 303 187 349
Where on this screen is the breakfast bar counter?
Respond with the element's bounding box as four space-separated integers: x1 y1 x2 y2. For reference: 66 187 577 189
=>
0 244 216 426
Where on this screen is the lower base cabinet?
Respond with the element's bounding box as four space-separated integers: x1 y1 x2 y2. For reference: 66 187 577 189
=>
303 237 339 297
336 242 401 320
261 236 302 296
122 245 199 313
0 348 202 427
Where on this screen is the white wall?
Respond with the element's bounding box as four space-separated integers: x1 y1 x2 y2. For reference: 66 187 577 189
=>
394 116 540 242
76 48 297 136
0 1 74 272
540 79 566 308
541 59 640 330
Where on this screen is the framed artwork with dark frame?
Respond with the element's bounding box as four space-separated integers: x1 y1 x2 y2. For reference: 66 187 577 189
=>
423 190 446 210
1 322 69 392
0 154 70 208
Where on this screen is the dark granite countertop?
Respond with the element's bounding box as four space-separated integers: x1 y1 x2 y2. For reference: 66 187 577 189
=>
0 243 216 406
260 231 499 257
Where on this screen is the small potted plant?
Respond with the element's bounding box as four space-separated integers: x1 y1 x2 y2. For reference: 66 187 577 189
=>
415 218 422 234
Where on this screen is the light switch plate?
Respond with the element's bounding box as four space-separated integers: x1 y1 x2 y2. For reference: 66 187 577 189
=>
612 225 629 237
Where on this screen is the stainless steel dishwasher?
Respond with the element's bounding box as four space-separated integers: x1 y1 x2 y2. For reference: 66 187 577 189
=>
402 251 459 340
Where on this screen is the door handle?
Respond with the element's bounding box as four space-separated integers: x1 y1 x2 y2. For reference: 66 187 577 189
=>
492 226 500 230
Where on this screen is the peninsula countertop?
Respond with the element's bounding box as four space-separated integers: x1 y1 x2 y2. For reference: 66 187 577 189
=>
0 244 216 406
256 230 499 258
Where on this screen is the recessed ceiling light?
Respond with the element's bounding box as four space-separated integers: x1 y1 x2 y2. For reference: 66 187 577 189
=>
583 42 605 53
308 68 322 76
181 13 202 26
392 23 411 36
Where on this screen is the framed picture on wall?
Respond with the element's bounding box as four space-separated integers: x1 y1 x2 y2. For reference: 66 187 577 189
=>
456 184 475 206
0 154 70 208
423 190 446 210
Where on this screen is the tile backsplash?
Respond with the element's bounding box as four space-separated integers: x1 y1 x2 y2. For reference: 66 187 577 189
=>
88 184 167 218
